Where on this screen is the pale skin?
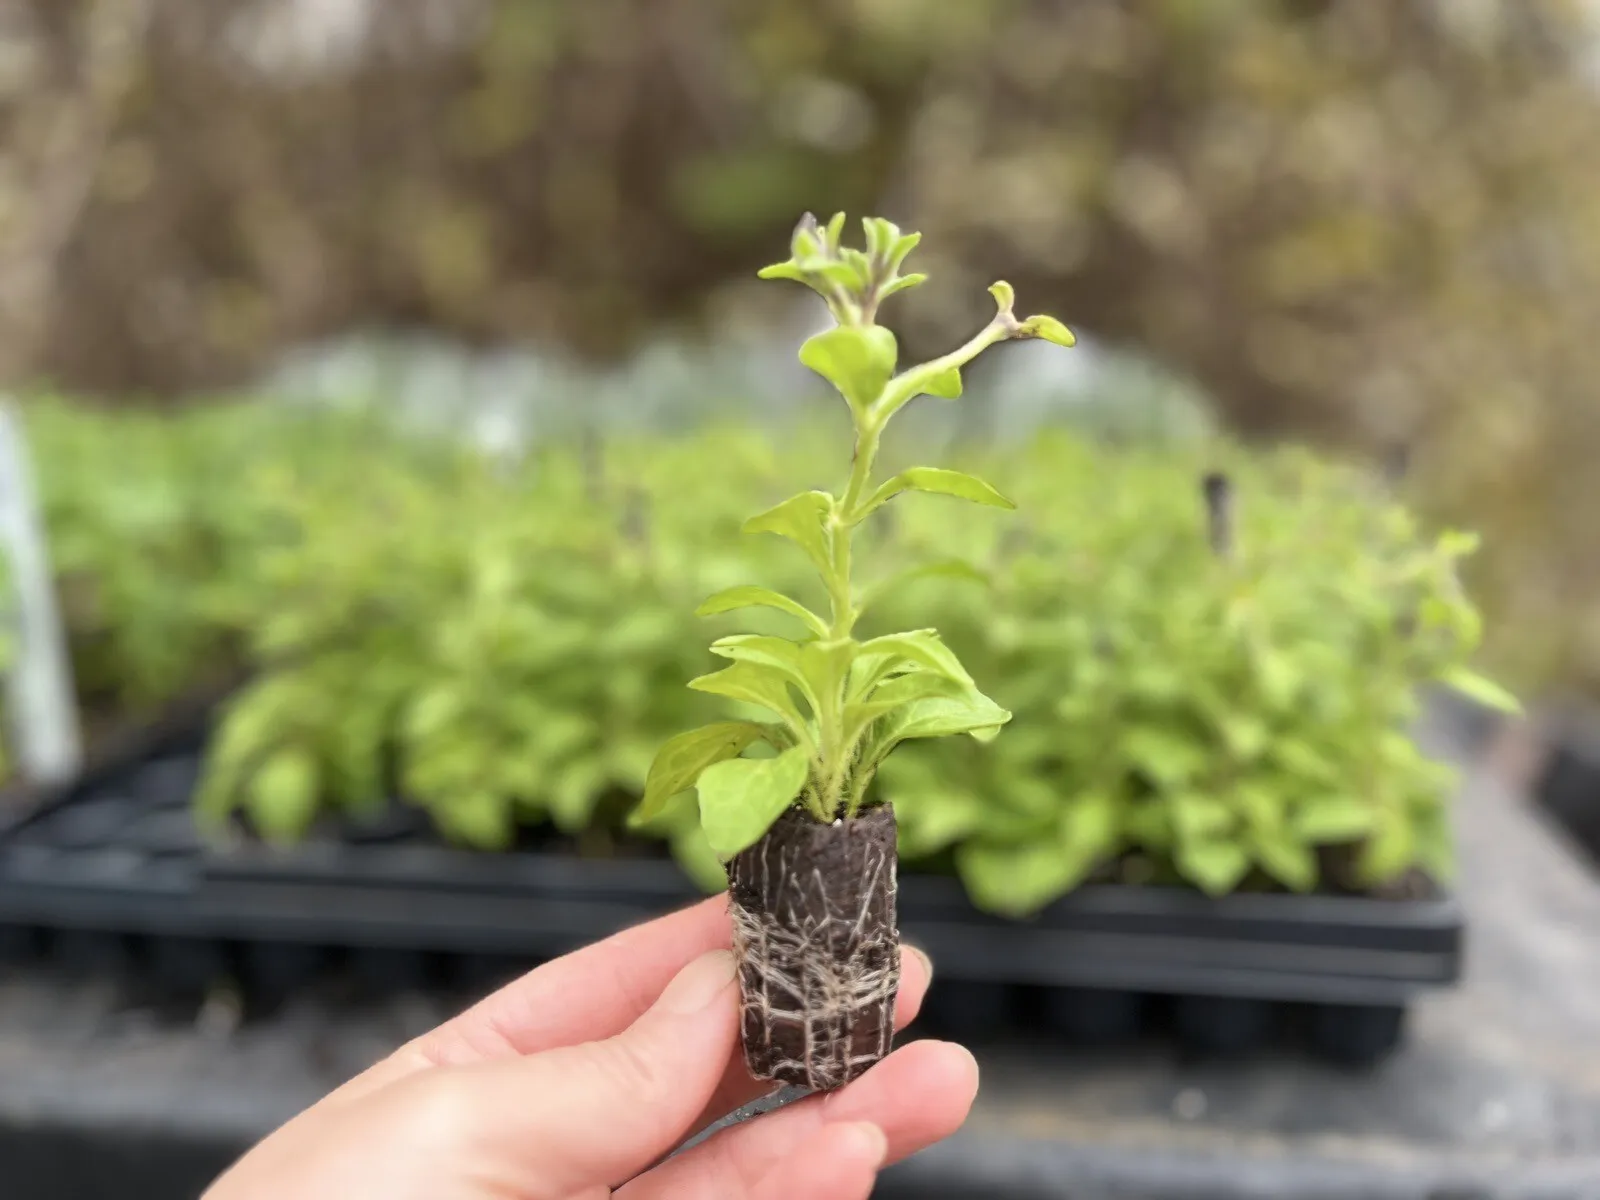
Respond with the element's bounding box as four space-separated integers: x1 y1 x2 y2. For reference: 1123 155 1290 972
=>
205 896 976 1200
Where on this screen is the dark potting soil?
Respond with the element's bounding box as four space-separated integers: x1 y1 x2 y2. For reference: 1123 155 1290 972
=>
727 803 900 1092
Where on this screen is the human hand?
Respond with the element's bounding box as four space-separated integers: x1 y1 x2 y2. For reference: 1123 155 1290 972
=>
205 896 977 1199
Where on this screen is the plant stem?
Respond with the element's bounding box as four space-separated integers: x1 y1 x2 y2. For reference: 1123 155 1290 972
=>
815 315 1012 821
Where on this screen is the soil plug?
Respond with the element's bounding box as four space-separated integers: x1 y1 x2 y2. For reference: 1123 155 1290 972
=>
630 213 1075 1090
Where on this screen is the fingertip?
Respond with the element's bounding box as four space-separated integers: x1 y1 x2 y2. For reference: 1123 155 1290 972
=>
905 1038 981 1109
893 944 933 1028
831 1121 889 1169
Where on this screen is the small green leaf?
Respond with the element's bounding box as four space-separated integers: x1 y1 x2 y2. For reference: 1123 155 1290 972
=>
1292 795 1375 842
799 325 898 417
695 585 829 637
435 791 514 851
988 280 1015 314
743 491 835 576
858 558 990 615
895 789 984 859
920 367 962 399
688 662 810 729
863 215 900 257
698 744 811 859
635 721 771 825
823 211 847 252
800 638 858 712
246 748 320 844
858 629 974 686
1437 666 1520 714
1017 314 1076 347
1274 738 1338 784
1177 839 1252 896
709 635 815 702
869 688 1011 756
957 837 1079 917
887 231 922 269
756 262 809 282
1123 726 1206 786
861 467 1015 516
790 212 822 259
1357 812 1417 884
1060 790 1119 860
843 671 966 744
881 273 927 298
1252 829 1318 892
1171 792 1235 840
549 758 608 832
671 823 729 893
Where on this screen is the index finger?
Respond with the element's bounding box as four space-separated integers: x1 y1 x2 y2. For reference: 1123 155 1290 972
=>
330 895 732 1105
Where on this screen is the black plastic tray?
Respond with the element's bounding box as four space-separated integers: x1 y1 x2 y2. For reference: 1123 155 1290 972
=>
0 742 1464 1063
1536 706 1600 866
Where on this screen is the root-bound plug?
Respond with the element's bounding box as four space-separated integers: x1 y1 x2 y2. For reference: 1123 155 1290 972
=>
630 213 1074 1090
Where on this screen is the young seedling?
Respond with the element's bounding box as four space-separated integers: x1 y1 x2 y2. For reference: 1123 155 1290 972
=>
632 213 1074 1091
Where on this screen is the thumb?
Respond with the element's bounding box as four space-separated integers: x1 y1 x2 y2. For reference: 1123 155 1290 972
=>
442 948 741 1197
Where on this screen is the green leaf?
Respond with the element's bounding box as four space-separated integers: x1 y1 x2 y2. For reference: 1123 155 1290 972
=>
1018 314 1076 347
696 585 829 637
1273 738 1338 784
698 744 811 859
405 686 468 740
635 721 771 825
1357 812 1417 883
859 558 989 615
823 211 847 252
894 790 984 859
1177 839 1252 896
742 491 835 576
671 823 729 893
246 748 320 843
920 366 962 399
1251 829 1317 891
434 791 514 851
988 281 1015 314
799 326 898 417
957 838 1079 918
757 262 809 282
863 215 900 257
869 688 1011 756
709 635 815 704
887 230 922 269
1171 792 1235 841
1293 795 1375 841
861 467 1015 517
800 638 858 712
688 662 810 730
843 671 966 745
548 758 609 832
1060 790 1119 861
857 629 974 687
881 273 927 299
1437 666 1520 714
1123 726 1206 786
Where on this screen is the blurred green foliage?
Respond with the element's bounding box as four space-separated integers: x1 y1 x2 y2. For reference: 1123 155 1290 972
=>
13 395 1503 910
4 0 1593 693
878 434 1511 913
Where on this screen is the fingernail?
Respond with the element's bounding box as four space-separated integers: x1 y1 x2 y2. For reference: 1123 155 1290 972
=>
836 1121 888 1167
905 944 934 983
658 949 737 1015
